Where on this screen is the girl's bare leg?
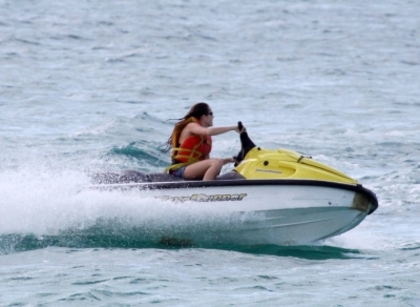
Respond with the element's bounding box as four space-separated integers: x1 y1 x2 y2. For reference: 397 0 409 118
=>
183 159 224 181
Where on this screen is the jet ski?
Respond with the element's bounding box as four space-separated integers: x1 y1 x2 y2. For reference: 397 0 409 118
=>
90 122 378 245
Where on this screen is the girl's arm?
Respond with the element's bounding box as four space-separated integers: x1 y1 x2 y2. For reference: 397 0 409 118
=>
188 123 239 136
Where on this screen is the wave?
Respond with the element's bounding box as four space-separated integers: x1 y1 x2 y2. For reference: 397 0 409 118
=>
109 143 167 168
0 229 367 260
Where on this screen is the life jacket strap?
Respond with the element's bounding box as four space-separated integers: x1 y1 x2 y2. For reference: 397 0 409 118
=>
164 139 206 174
172 136 206 163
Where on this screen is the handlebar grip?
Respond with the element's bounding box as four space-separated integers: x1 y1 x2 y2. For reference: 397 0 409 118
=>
238 121 243 130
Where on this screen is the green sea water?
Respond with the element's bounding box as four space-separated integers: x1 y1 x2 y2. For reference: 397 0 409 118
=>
1 0 419 306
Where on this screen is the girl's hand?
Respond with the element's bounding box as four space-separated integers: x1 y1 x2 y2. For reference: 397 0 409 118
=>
222 157 236 164
234 126 246 133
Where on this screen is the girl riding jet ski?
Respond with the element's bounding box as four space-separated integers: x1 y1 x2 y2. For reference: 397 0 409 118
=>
164 102 244 181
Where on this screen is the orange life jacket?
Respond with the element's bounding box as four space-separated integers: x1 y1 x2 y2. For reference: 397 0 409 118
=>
165 117 212 173
171 117 212 162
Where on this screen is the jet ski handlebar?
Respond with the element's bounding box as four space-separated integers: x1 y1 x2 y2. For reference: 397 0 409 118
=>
233 121 256 165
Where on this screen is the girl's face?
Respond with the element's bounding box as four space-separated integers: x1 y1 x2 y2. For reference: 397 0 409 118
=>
201 108 214 127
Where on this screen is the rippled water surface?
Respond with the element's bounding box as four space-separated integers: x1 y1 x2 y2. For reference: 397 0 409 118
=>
1 0 420 306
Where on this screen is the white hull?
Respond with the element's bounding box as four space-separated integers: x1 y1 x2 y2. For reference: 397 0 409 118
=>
92 180 377 245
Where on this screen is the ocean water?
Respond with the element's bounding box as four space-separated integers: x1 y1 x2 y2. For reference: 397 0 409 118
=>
1 0 420 306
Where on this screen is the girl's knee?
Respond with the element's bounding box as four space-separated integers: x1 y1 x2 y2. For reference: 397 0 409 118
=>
211 159 223 168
